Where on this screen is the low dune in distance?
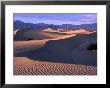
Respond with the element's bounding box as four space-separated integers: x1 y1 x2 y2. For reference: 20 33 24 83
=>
39 31 68 38
42 28 56 32
14 57 97 75
14 28 94 41
42 28 94 35
65 29 94 34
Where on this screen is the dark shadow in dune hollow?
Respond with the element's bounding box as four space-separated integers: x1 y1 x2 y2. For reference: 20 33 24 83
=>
14 33 97 66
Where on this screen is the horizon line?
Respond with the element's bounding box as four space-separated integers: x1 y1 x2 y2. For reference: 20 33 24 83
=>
14 20 97 26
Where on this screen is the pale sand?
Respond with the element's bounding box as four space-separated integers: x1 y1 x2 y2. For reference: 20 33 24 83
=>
42 28 93 35
39 31 66 38
14 57 97 75
14 34 76 54
14 40 48 54
14 30 94 54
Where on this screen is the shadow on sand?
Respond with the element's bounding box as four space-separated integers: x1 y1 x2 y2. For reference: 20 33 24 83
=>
14 33 97 66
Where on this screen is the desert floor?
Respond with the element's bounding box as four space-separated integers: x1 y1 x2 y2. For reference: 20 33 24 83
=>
14 57 97 75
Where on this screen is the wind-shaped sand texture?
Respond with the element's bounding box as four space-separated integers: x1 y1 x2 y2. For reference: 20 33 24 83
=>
14 57 97 75
14 29 97 75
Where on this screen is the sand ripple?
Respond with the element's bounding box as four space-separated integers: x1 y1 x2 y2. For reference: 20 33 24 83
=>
14 57 97 75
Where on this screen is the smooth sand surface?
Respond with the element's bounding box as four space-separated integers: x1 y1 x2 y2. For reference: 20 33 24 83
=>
14 29 93 54
14 33 76 54
39 31 67 38
14 57 97 75
14 40 48 54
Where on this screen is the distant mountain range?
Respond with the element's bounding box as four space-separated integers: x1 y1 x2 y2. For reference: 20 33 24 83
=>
14 20 97 31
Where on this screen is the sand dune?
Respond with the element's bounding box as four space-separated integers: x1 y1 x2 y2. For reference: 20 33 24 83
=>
14 33 97 66
42 28 56 32
14 57 97 75
14 33 77 54
14 28 93 41
13 29 21 35
39 31 67 38
14 28 71 41
14 29 54 41
66 29 94 34
48 34 76 40
14 40 48 54
14 29 97 75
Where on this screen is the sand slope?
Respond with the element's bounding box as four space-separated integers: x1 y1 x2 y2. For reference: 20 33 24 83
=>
14 40 48 54
14 57 97 75
15 33 97 66
14 30 97 75
14 33 76 54
14 28 69 41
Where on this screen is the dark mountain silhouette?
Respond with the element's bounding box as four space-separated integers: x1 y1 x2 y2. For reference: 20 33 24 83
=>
14 20 50 30
14 20 97 31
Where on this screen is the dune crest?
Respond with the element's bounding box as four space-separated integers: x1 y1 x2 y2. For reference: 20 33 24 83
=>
42 28 56 32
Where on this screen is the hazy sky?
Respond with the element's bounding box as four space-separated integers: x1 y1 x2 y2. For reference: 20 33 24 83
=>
14 13 97 25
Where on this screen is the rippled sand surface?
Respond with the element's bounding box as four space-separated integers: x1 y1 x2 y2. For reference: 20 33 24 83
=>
14 57 97 75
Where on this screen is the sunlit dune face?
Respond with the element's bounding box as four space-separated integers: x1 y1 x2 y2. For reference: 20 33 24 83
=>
14 40 48 54
13 30 95 54
57 28 64 32
13 29 21 35
14 57 34 65
40 28 93 41
42 28 56 32
13 57 97 75
42 28 93 35
66 29 93 34
39 31 65 38
14 28 94 41
48 34 76 40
